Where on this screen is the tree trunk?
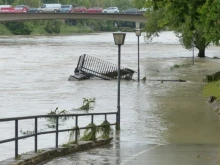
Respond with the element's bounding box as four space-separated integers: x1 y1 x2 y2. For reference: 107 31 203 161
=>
198 48 205 58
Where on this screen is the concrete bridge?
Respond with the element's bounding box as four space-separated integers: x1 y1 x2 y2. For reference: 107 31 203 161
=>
0 13 147 27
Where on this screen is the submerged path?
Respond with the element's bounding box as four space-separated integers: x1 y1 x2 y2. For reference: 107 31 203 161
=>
42 57 220 165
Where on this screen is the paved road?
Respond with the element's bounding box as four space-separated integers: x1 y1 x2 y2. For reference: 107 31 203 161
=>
42 139 219 165
119 143 218 165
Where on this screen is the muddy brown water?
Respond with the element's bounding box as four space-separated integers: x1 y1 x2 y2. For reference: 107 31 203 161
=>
0 32 220 163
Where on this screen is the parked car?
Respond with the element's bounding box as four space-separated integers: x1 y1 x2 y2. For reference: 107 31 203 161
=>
122 8 142 14
72 6 87 13
60 5 73 12
15 5 29 12
28 8 38 13
0 7 26 13
87 7 103 13
102 7 119 13
0 5 12 8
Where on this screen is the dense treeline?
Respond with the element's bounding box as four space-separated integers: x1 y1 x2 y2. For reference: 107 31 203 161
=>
0 0 141 35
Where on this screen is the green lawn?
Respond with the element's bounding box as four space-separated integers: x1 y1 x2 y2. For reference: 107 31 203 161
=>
203 80 220 100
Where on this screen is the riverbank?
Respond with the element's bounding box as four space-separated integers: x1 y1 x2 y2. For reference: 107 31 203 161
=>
0 21 135 36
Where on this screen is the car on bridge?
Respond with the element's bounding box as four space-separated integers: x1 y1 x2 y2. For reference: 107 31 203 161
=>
122 8 142 14
28 8 38 13
60 5 73 12
15 5 29 12
37 4 61 13
102 7 119 13
87 7 103 13
72 6 87 13
0 6 28 13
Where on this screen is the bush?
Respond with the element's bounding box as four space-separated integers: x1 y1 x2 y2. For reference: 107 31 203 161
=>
4 21 33 35
205 71 220 82
45 20 62 34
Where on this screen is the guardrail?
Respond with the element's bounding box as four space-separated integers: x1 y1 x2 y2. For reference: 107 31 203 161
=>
0 112 117 158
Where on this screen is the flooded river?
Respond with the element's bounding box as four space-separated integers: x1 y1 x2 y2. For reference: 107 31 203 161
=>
0 32 220 163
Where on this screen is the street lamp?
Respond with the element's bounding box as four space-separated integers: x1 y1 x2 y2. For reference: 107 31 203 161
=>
135 29 142 82
192 31 196 65
113 32 126 130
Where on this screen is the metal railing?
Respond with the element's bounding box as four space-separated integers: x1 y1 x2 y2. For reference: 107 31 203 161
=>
0 112 117 158
75 54 135 80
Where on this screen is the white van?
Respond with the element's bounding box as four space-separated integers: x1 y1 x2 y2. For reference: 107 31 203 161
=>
0 5 12 9
37 4 61 12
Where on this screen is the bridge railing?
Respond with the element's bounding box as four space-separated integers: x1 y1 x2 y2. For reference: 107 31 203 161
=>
0 112 117 158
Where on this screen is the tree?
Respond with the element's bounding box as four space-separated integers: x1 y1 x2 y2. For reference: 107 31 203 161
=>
136 0 220 58
199 0 220 46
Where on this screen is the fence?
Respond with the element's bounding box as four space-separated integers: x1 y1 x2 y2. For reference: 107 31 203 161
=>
74 54 135 80
0 112 117 158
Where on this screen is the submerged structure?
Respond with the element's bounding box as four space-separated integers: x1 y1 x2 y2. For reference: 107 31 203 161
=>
68 54 135 81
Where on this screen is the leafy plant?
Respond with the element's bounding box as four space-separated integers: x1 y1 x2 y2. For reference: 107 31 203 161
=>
79 98 96 110
81 123 97 141
68 126 80 143
97 120 113 138
47 107 69 122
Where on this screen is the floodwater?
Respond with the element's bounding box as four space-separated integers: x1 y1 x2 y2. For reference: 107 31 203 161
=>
1 32 220 163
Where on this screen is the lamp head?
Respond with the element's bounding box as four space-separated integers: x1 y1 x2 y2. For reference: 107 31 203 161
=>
135 29 142 37
113 32 126 45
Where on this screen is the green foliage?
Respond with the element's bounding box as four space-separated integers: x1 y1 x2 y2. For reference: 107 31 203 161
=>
0 23 12 35
68 126 80 143
136 0 216 58
80 98 95 110
97 120 113 139
205 71 220 82
81 123 97 141
45 20 62 34
47 107 69 122
4 21 33 35
198 0 220 45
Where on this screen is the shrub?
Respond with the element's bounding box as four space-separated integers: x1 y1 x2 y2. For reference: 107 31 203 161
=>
4 21 33 35
45 20 62 34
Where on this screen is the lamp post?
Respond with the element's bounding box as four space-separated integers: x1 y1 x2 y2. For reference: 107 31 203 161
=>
113 32 126 130
192 39 195 65
192 31 195 65
135 29 142 82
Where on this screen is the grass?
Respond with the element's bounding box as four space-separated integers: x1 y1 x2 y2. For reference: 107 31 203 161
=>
203 80 220 101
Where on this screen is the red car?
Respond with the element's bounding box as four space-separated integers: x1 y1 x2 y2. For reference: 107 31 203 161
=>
72 6 87 13
87 7 103 13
